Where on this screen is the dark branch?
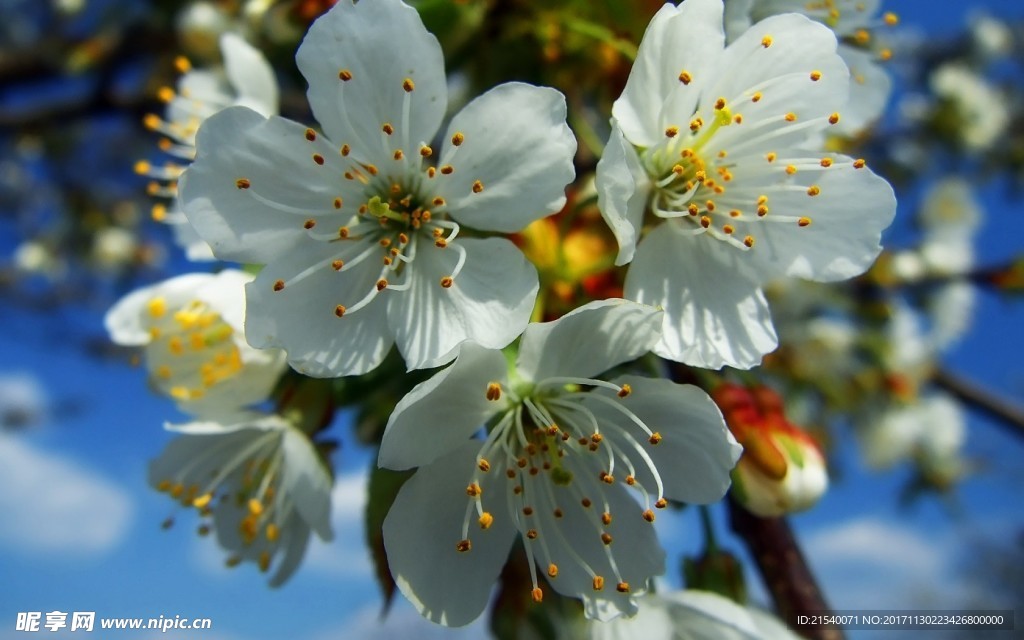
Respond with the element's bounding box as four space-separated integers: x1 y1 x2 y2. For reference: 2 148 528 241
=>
932 367 1024 440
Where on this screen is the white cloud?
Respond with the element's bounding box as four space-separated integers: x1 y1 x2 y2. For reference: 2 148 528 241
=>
803 516 961 609
0 435 133 556
0 372 48 429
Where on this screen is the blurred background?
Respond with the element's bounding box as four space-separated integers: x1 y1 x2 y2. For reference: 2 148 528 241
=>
1 0 1023 638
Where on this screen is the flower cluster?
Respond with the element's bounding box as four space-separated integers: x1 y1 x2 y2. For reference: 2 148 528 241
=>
105 0 909 628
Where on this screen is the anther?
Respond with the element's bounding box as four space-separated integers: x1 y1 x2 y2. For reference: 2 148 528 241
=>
688 203 699 216
531 588 543 603
456 539 471 553
553 508 564 518
761 35 773 48
440 165 454 175
649 432 662 445
820 158 833 167
807 185 821 196
333 197 343 209
752 92 762 103
723 224 735 235
593 576 605 591
785 165 798 175
402 77 415 92
331 260 344 271
700 216 711 229
479 512 493 529
714 97 726 110
689 118 703 132
376 279 388 291
451 132 465 146
810 70 822 81
526 529 538 539
338 227 350 239
313 153 325 165
678 70 692 85
393 150 404 160
617 384 632 398
440 276 454 289
466 482 482 497
340 144 351 156
884 12 899 25
334 305 346 317
601 533 613 545
581 497 592 508
601 512 612 525
304 218 316 229
338 69 352 81
305 128 317 141
486 382 502 401
853 158 866 169
744 235 755 248
665 126 679 138
235 178 251 189
471 181 484 194
382 123 394 135
655 498 668 509
828 113 840 125
616 582 631 593
548 564 558 578
420 145 432 157
798 217 812 227
785 112 797 122
273 280 285 292
766 152 777 163
433 196 446 207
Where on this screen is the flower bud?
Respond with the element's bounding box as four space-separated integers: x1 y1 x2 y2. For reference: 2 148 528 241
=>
713 384 828 517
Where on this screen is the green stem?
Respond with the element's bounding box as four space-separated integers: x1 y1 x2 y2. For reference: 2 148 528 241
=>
563 17 637 61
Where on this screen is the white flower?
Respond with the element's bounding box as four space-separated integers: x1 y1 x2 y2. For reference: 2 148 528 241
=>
917 178 981 277
140 32 279 261
378 300 741 626
105 269 287 414
597 0 896 370
180 0 576 377
150 411 333 586
930 63 1009 152
592 590 802 640
724 0 895 136
860 393 966 475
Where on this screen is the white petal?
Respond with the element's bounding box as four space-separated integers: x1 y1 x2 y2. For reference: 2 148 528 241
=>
596 124 651 266
387 237 537 371
383 443 517 627
181 107 363 264
268 516 313 588
220 32 278 116
540 456 665 621
613 0 725 147
295 0 446 161
193 268 251 331
660 590 764 639
378 343 507 470
833 45 891 136
435 82 576 233
281 427 334 541
736 157 896 282
626 227 778 370
705 14 848 154
592 376 741 504
516 299 662 382
246 238 393 377
104 273 213 345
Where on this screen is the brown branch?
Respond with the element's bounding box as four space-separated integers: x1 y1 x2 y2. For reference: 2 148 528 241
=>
727 497 843 640
932 367 1024 439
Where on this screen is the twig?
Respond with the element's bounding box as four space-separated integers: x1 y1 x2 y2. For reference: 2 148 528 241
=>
932 367 1024 439
727 497 844 640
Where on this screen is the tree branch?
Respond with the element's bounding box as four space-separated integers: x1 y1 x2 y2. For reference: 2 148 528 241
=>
727 497 843 640
932 367 1024 439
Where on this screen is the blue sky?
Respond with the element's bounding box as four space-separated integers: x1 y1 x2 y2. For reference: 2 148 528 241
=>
1 1 1023 639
